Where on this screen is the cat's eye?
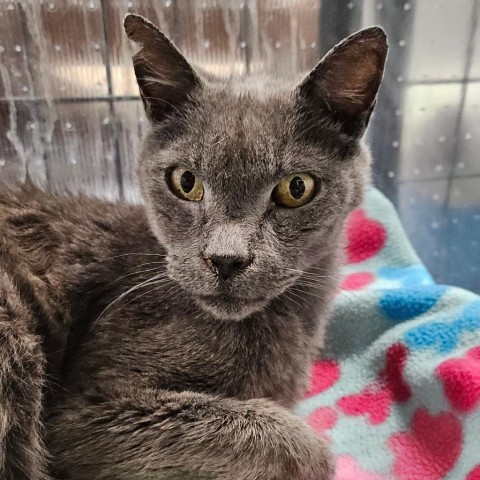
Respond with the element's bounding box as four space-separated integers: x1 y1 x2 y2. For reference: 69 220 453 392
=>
168 167 204 202
272 173 316 208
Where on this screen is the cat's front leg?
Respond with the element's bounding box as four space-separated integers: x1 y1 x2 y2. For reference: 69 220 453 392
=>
48 388 334 480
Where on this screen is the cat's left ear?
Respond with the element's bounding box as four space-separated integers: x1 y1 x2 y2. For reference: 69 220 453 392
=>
296 27 388 138
124 14 203 123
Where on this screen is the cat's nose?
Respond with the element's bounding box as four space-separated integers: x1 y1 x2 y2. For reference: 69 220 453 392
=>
206 254 253 280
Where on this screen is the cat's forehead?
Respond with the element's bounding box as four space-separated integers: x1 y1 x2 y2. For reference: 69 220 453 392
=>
192 83 297 176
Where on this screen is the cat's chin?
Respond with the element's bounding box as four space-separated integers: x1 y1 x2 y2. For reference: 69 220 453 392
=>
195 294 270 321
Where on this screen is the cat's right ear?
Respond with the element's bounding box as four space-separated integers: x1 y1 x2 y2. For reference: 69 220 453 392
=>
124 14 203 123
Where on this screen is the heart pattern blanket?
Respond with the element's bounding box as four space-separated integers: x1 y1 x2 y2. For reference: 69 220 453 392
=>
295 187 480 480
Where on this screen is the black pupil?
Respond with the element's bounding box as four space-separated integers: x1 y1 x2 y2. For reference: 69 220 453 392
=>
180 171 196 193
289 176 306 199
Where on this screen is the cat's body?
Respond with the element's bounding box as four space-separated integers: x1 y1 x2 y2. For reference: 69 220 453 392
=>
0 14 388 480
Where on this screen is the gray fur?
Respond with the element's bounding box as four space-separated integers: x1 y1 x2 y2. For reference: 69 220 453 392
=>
0 14 387 480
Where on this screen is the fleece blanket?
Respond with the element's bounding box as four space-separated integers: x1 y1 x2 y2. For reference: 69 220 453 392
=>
295 188 480 480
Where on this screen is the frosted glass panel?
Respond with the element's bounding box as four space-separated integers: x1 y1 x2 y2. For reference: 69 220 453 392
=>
398 84 462 180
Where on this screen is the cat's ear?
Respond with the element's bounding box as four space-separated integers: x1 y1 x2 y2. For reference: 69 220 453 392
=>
124 14 203 123
296 27 388 137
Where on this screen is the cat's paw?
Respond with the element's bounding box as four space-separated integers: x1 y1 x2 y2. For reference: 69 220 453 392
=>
282 424 335 480
239 399 334 480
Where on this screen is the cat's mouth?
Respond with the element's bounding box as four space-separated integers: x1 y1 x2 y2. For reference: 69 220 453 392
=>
197 293 269 321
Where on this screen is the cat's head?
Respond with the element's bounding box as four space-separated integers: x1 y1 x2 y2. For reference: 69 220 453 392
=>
124 14 388 321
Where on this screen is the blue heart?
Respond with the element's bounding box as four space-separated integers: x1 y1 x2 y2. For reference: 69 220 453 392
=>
404 300 480 353
379 286 446 322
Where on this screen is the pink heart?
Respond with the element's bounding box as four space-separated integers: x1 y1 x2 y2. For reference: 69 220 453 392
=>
337 385 392 425
467 465 480 480
345 209 387 263
307 407 338 433
304 360 340 398
335 455 385 480
436 346 480 412
388 408 462 480
340 272 375 291
380 343 412 403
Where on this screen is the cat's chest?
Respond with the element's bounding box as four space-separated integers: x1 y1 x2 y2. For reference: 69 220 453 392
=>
155 315 312 405
88 308 315 407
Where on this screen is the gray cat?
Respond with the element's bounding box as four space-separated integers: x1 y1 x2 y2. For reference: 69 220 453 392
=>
0 13 387 480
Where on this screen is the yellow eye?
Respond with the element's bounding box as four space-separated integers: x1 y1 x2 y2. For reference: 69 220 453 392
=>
168 167 204 201
272 173 316 208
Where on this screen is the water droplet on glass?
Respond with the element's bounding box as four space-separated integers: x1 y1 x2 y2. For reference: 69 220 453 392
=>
310 41 316 48
438 135 446 142
465 133 472 140
240 41 247 49
15 45 22 53
55 44 61 52
397 76 403 82
204 40 210 49
435 165 443 172
347 2 354 9
0 46 4 53
88 1 96 10
392 140 400 148
102 117 111 125
388 171 395 178
70 158 77 165
275 41 281 48
431 221 440 230
65 122 73 130
399 40 406 47
0 159 5 167
48 2 55 11
404 2 411 10
433 193 440 201
94 43 101 51
457 162 465 169
127 1 133 7
22 86 28 92
7 3 14 10
27 122 35 130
